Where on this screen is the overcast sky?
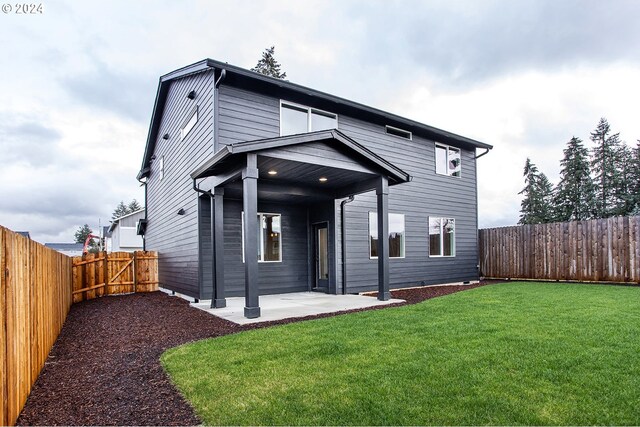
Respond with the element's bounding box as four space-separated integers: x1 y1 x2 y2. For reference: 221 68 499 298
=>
1 0 639 244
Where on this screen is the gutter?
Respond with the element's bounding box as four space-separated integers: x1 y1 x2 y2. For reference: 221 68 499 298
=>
475 147 491 159
340 196 355 295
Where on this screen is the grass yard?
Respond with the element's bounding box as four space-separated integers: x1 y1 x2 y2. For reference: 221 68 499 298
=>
161 282 640 425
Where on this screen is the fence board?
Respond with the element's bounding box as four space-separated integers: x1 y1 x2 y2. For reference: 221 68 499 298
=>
479 216 640 284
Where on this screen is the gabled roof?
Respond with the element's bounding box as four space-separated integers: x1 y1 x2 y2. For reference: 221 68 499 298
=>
191 129 411 185
138 58 492 180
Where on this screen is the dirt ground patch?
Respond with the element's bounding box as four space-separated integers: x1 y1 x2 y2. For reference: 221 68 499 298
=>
17 282 492 426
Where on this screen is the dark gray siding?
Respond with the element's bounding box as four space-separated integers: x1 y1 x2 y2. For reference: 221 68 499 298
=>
218 85 279 146
217 81 479 294
337 116 479 293
221 199 309 297
145 70 215 297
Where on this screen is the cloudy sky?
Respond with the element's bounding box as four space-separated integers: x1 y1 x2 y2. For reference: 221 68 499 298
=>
1 0 639 244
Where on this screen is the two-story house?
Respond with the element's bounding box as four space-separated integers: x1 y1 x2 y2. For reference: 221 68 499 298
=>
137 59 492 319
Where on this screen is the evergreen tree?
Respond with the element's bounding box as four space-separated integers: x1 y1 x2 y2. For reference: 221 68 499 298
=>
553 136 594 221
251 46 287 79
518 158 554 224
112 201 129 220
128 199 142 213
590 118 622 218
627 140 640 215
112 199 143 220
74 224 97 252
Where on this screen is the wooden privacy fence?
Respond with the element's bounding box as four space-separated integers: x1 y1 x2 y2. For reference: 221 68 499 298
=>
72 251 159 303
479 215 640 283
0 226 73 426
1 225 160 426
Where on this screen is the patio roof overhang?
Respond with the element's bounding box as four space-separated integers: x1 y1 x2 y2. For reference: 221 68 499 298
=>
191 129 411 202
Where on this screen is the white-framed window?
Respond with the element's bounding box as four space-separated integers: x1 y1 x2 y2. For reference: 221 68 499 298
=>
242 212 282 263
385 125 412 140
180 106 198 140
158 156 164 180
369 212 405 259
280 101 337 136
429 217 455 257
435 143 461 177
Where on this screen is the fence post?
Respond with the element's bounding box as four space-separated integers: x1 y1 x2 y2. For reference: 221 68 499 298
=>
103 252 109 296
133 251 137 294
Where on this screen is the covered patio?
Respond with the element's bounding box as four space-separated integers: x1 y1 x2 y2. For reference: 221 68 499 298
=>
191 291 405 324
191 129 411 319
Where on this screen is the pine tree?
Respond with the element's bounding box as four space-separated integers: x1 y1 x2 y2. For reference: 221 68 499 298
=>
112 201 129 220
627 140 640 215
112 199 143 220
553 136 594 221
128 199 142 213
590 118 622 218
74 224 96 249
251 46 287 79
518 158 554 224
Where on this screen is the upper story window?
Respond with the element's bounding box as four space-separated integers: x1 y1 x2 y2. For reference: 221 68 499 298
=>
180 106 198 140
435 143 461 177
369 212 405 259
385 125 412 140
280 101 337 136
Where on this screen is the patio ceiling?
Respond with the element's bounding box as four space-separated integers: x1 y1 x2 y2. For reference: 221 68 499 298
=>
191 129 411 202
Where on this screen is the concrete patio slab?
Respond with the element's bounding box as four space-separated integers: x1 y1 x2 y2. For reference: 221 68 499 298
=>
191 292 404 324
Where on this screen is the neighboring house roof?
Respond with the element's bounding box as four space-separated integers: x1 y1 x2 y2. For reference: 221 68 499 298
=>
16 231 31 239
191 129 411 185
138 58 492 180
44 243 84 251
108 208 146 233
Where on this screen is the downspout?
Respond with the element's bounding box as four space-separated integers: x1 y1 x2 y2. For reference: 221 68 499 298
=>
475 147 491 159
213 69 226 152
473 147 490 277
193 179 214 305
137 175 147 250
340 196 355 295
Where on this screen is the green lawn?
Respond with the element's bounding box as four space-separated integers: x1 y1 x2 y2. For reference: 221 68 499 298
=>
161 282 640 425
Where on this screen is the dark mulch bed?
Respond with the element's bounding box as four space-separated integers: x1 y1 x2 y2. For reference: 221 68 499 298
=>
17 281 494 426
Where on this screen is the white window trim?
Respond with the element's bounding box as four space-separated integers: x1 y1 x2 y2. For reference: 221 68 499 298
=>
279 100 338 136
385 125 412 140
241 212 283 263
158 156 164 181
368 212 406 260
435 143 462 178
180 106 198 140
428 217 456 258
